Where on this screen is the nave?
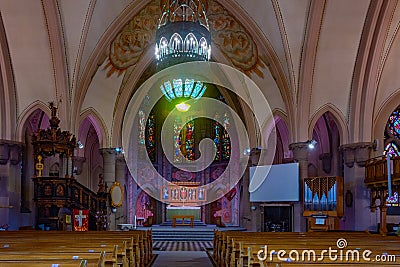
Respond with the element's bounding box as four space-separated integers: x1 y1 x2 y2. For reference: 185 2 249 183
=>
1 227 400 266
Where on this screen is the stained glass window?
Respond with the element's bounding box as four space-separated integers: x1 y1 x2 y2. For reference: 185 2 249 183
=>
386 192 399 207
184 117 195 161
222 113 231 160
173 79 183 97
146 114 156 162
174 118 183 163
213 112 231 162
384 142 400 157
184 79 194 97
388 110 400 138
213 113 221 161
138 110 146 145
384 106 400 157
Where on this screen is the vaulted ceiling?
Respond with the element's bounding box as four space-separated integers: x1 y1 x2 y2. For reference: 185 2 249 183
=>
0 0 399 149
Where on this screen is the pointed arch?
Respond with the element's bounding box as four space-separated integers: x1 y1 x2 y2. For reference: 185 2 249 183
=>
79 108 109 148
16 101 51 142
0 12 17 140
272 109 291 163
373 90 400 155
309 104 349 145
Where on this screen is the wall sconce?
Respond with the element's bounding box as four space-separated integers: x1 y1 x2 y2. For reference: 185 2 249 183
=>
345 190 353 207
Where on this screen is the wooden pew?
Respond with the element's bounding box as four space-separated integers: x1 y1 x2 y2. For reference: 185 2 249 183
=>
213 230 400 267
0 230 152 267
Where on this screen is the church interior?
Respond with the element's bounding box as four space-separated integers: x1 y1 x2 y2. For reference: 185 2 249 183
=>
0 0 400 266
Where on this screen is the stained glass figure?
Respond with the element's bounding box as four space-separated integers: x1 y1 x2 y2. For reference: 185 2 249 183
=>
146 114 156 162
184 117 195 160
213 113 221 161
138 110 146 145
174 118 183 163
222 113 231 160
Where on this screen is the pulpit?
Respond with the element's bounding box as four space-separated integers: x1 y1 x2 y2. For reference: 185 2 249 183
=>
32 103 107 230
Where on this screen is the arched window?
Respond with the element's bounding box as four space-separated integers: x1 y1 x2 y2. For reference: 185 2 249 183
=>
384 105 400 157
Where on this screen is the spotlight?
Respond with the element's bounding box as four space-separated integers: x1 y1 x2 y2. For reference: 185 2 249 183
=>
308 140 317 149
115 147 124 154
77 140 84 149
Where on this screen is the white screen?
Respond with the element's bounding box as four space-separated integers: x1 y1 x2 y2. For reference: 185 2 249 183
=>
249 163 299 202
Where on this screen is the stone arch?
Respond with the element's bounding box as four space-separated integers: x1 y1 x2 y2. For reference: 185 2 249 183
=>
373 90 400 156
309 104 349 145
309 108 344 176
272 110 292 164
18 105 51 217
79 108 108 148
16 101 51 143
0 13 17 140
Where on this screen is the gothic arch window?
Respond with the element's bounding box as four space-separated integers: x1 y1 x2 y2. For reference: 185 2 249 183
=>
138 110 156 162
384 105 400 157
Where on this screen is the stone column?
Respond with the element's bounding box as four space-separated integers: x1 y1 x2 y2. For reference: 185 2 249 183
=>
289 142 309 232
340 142 375 231
115 156 126 226
100 148 117 230
0 140 23 230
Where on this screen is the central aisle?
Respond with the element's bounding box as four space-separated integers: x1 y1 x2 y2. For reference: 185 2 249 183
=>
152 251 214 267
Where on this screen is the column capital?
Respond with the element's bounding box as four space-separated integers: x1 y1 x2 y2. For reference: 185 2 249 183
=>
289 142 309 162
99 148 117 156
249 148 267 166
340 142 374 167
0 140 24 165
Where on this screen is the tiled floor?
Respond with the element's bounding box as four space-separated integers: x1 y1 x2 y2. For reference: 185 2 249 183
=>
153 241 213 251
152 251 214 267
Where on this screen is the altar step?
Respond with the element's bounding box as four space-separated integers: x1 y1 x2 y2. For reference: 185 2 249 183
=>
158 219 208 227
152 225 216 242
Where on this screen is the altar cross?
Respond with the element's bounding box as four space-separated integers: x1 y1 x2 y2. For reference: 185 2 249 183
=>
75 210 87 227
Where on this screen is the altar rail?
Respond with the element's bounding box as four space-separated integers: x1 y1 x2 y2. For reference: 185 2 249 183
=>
33 176 107 229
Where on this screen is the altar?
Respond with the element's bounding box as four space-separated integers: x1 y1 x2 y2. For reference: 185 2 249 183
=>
166 206 201 220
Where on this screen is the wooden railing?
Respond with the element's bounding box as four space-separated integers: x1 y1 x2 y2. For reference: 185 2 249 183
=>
33 176 107 230
365 156 400 185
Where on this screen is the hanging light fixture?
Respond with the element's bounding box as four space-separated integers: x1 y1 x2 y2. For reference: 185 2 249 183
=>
155 0 211 111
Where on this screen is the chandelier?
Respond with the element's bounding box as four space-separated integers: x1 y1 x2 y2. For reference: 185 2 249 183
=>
155 0 211 111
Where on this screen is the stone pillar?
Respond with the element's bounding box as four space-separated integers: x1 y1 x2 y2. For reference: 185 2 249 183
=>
340 142 375 231
289 142 309 232
0 140 23 230
100 148 117 230
115 156 126 226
